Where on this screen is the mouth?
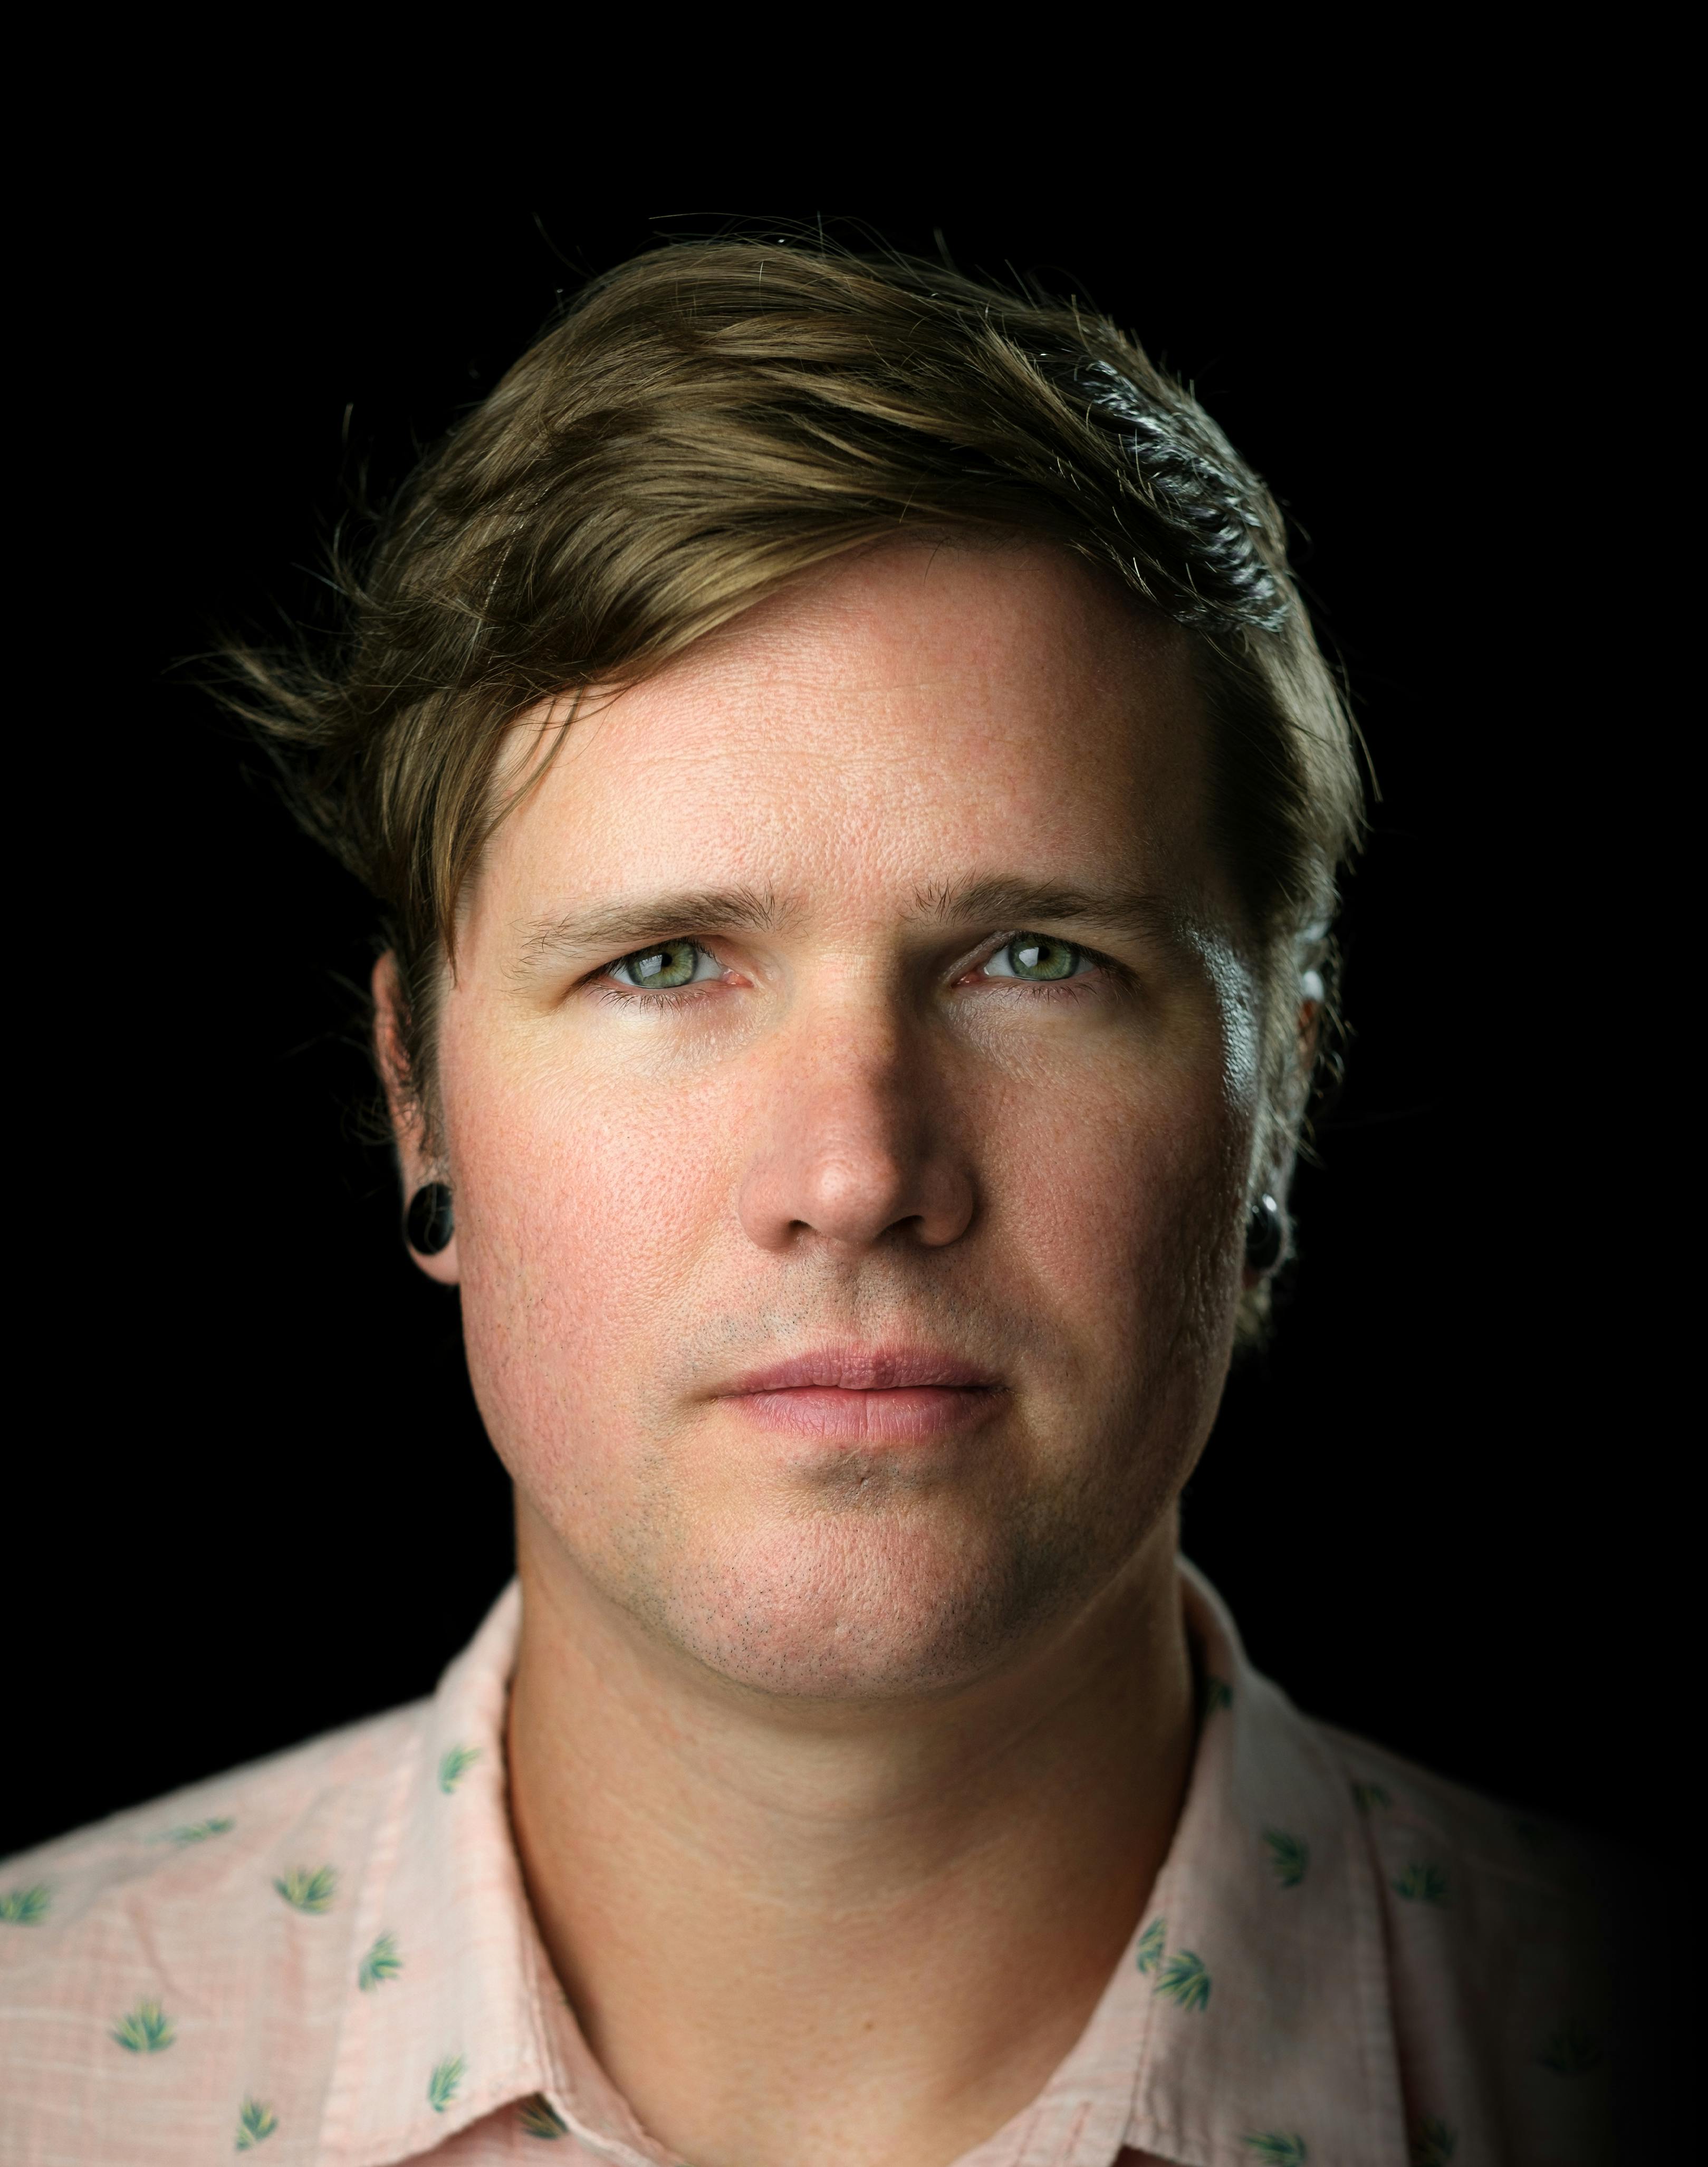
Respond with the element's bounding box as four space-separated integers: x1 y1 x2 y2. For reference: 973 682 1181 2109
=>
716 1345 1005 1445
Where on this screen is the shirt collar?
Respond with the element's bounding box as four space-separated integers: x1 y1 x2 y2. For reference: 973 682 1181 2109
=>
324 1564 1408 2167
319 1585 667 2165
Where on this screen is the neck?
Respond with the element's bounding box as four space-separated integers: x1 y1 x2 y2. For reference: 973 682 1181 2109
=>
505 1500 1194 2167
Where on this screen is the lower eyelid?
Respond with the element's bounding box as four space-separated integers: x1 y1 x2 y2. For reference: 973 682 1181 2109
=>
592 977 721 1004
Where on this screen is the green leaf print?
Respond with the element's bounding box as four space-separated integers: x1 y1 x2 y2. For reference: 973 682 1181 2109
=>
274 1865 338 1913
112 2000 176 2053
358 1932 403 1990
1350 1781 1390 1814
1135 1917 1166 1974
0 1883 51 1924
438 1744 482 1794
1536 2017 1604 2074
1154 1948 1212 2011
1203 1675 1234 1713
1412 2115 1457 2165
163 1817 235 1845
1262 1829 1310 1888
235 2098 278 2149
1242 2136 1308 2165
1392 1862 1448 1906
428 2056 466 2113
519 2095 570 2139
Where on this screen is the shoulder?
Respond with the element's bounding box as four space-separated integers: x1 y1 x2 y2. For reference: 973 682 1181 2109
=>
1311 1718 1659 2162
1 1696 428 1941
0 1699 429 2163
1313 1717 1605 1914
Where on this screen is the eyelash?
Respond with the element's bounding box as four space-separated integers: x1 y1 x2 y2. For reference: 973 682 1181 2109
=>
590 937 1119 1002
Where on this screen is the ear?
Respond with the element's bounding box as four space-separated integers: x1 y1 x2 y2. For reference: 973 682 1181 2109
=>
372 951 459 1286
1298 989 1323 1069
1239 989 1323 1291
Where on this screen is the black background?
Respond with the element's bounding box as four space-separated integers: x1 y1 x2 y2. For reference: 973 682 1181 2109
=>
6 174 1673 1866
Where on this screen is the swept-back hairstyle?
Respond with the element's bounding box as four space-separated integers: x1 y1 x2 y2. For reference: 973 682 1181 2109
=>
225 236 1362 1336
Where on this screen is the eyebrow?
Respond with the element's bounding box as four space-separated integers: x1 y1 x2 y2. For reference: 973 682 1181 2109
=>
515 886 789 969
909 877 1191 946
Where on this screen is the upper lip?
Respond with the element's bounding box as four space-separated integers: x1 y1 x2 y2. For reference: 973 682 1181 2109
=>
719 1346 1001 1394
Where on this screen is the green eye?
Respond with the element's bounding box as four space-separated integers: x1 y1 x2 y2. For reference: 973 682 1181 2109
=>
989 933 1081 982
610 938 705 990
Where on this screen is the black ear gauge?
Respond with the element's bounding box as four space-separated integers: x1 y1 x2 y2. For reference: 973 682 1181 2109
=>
1244 1193 1285 1274
406 1183 455 1257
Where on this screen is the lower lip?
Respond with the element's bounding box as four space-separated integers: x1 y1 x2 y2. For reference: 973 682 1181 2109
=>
725 1385 1002 1443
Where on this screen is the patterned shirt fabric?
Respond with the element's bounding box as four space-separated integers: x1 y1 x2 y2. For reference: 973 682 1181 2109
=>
1 1564 1620 2166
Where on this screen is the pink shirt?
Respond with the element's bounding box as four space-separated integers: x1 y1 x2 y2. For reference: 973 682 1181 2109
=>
1 1566 1619 2165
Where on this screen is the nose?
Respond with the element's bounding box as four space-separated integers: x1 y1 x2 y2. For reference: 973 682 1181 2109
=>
737 1010 976 1254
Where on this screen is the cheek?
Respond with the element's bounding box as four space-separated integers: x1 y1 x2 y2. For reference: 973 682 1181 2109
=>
438 1025 740 1484
989 1052 1247 1368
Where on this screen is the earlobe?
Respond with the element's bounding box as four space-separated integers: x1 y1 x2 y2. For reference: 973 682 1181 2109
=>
401 1198 460 1286
406 1183 455 1257
1243 1193 1287 1277
1239 1202 1284 1292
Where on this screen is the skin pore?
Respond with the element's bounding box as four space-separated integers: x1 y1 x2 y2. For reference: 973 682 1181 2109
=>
378 540 1271 2167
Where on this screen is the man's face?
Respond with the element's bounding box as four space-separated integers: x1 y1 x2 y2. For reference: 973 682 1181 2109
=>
433 541 1260 1699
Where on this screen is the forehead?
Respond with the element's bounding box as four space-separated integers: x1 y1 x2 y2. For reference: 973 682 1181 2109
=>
473 540 1221 934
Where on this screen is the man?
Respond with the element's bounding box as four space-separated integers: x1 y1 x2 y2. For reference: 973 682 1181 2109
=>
1 242 1620 2164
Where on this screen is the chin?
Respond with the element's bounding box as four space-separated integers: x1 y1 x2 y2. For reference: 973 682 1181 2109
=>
636 1501 1110 1703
